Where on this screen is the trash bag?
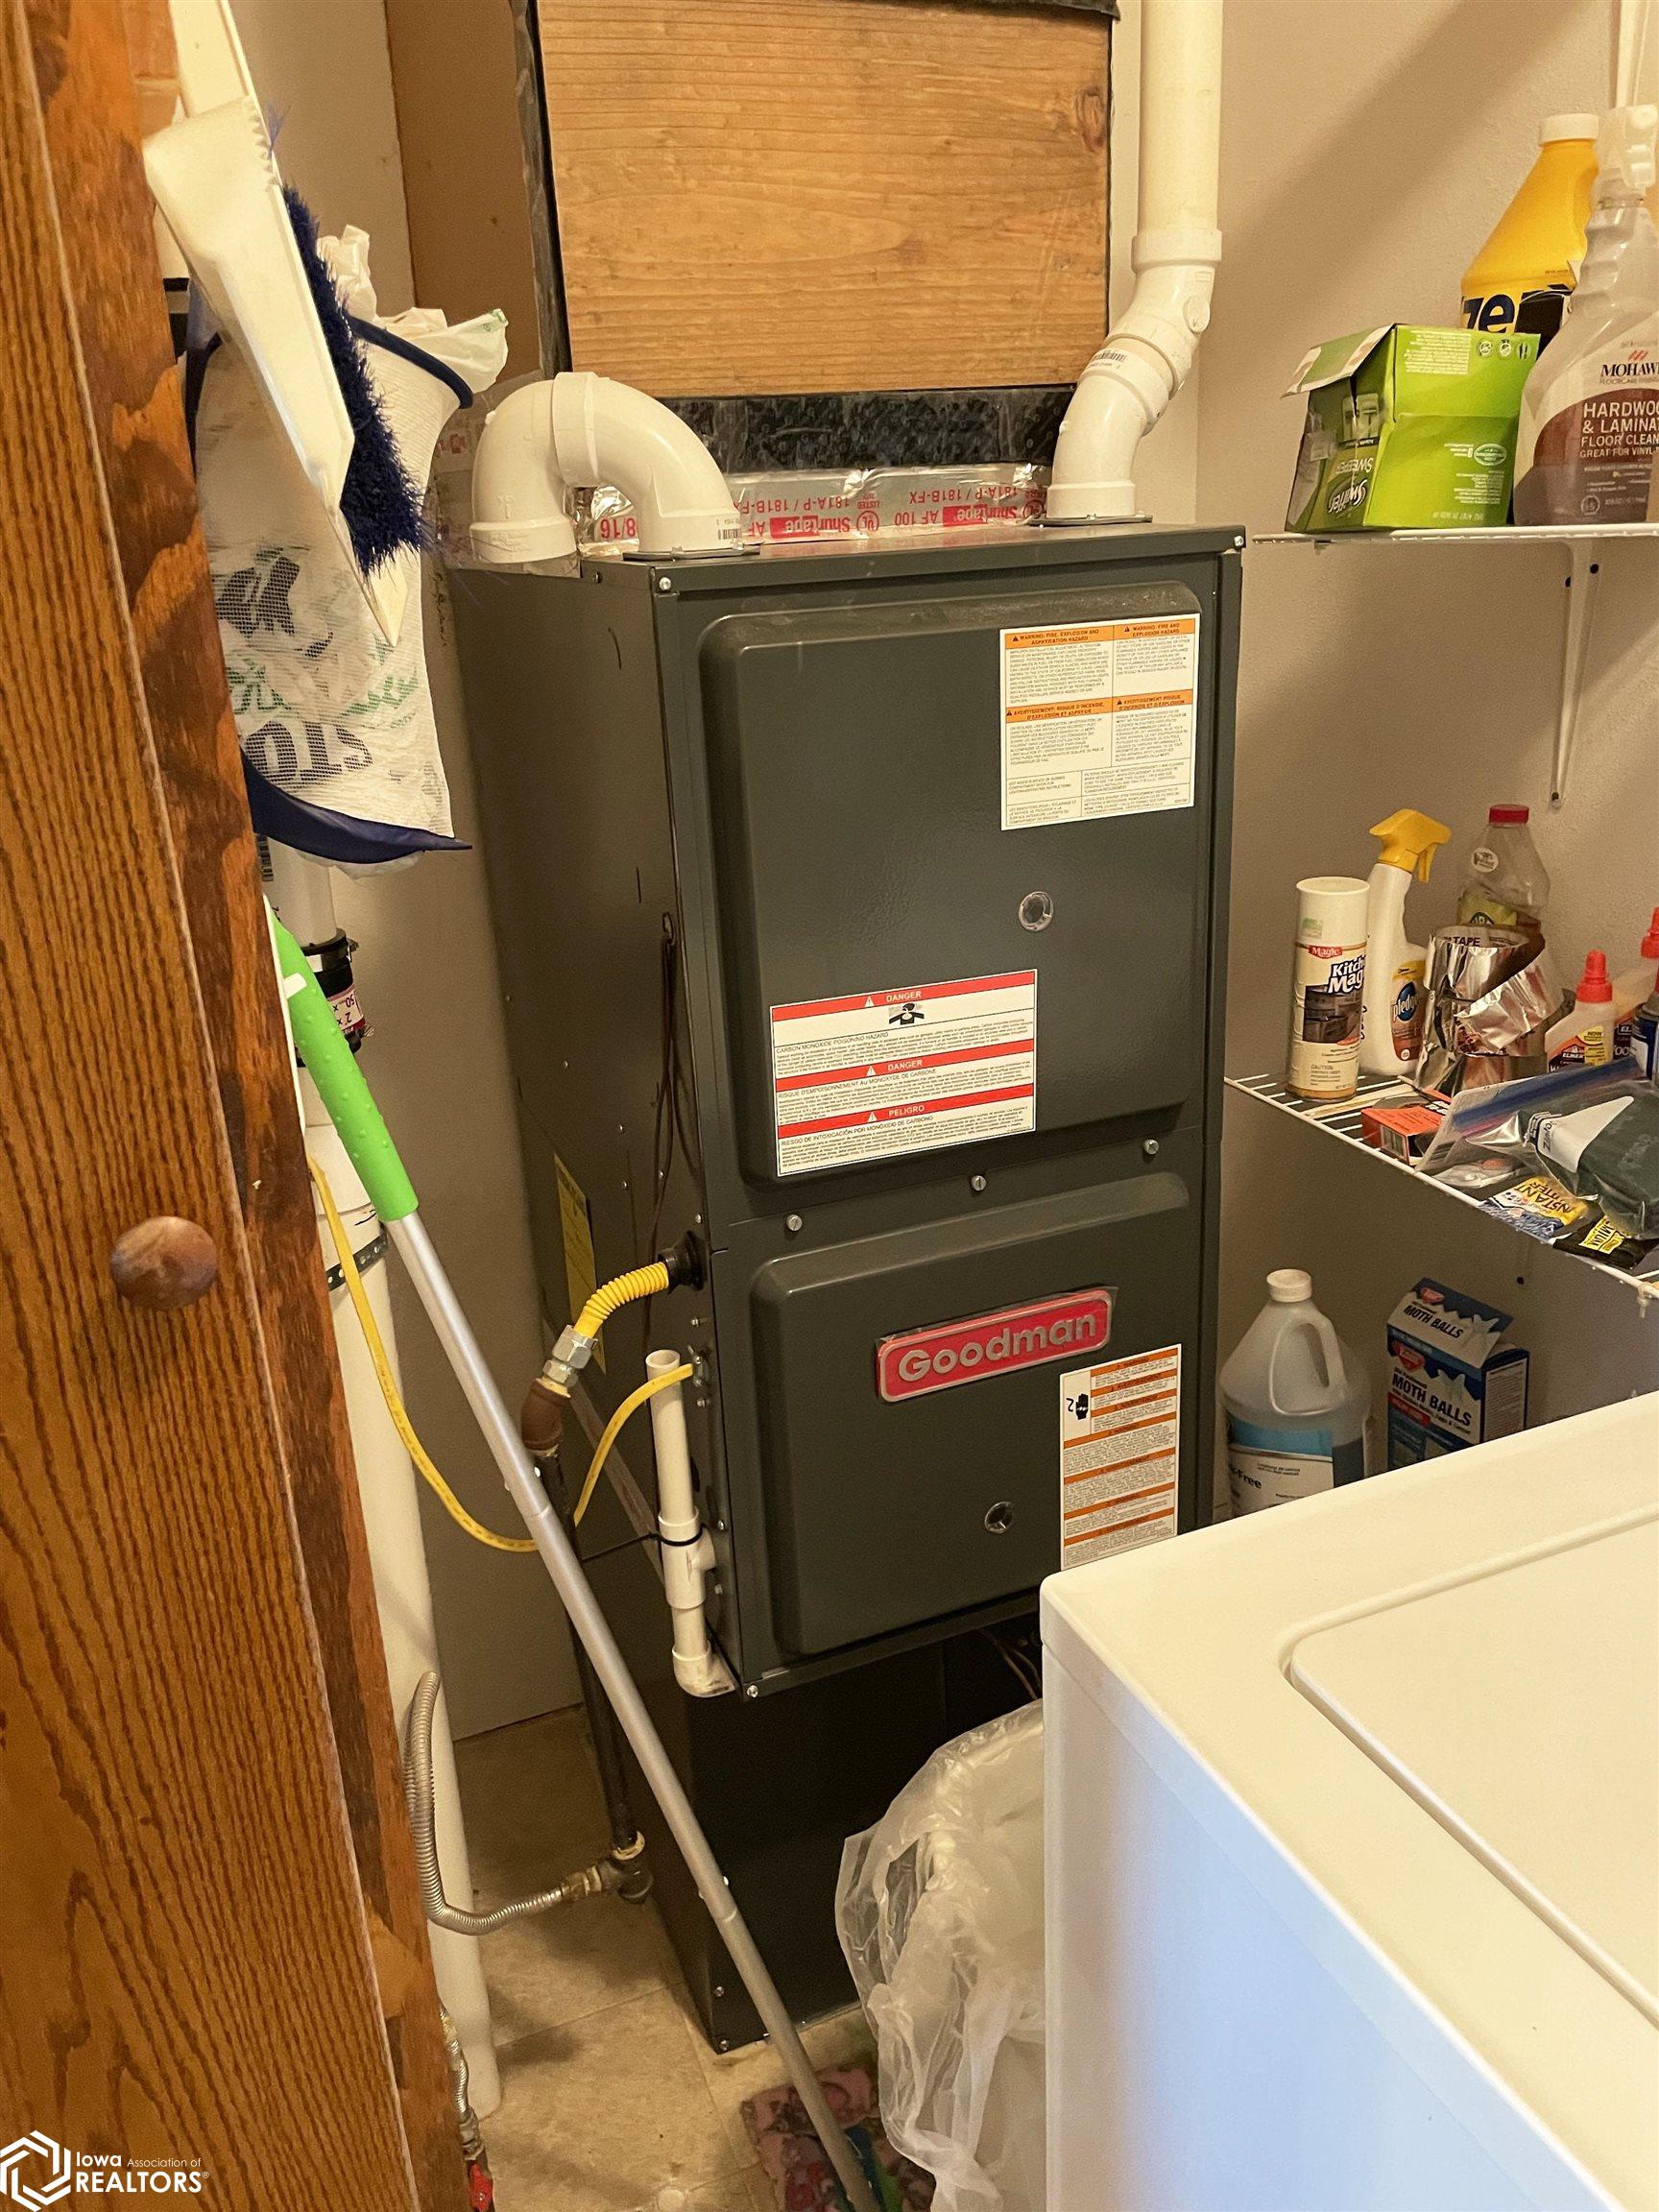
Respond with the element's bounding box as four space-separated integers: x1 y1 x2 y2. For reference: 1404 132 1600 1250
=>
836 1703 1045 2212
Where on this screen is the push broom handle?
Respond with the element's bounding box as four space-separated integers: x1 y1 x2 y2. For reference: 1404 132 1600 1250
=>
269 907 882 2212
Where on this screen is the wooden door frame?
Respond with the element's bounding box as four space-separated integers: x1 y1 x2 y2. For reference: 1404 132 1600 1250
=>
2 3 466 2199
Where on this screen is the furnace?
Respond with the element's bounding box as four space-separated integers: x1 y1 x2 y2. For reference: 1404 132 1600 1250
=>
455 522 1239 2041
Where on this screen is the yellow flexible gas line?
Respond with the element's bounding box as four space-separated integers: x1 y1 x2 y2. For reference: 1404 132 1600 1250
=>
312 1156 693 1555
310 1155 539 1552
571 1363 693 1527
573 1262 670 1340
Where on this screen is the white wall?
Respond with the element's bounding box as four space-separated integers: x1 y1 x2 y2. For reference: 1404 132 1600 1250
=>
1196 0 1659 1467
231 0 578 1734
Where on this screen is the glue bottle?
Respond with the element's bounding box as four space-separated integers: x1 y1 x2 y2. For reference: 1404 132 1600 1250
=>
1360 809 1453 1078
1568 950 1617 1067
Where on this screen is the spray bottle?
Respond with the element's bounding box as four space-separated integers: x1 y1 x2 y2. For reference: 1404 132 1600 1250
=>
1360 809 1452 1077
1514 106 1659 524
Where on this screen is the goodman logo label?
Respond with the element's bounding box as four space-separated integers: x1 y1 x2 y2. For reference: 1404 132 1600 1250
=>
878 1289 1112 1403
0 2136 204 2200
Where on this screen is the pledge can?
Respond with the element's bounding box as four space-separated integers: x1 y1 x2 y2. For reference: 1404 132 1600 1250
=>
1288 877 1369 1101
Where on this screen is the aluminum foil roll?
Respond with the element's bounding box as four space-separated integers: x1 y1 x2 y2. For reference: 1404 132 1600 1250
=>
1416 925 1543 1097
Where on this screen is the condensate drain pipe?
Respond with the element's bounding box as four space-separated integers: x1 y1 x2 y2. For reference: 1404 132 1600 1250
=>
470 371 742 564
645 1349 725 1697
1048 0 1225 522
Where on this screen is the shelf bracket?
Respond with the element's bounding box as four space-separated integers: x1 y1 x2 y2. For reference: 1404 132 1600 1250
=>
1551 540 1602 808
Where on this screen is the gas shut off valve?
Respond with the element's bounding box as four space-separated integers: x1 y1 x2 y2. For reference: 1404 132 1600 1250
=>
519 1233 704 1455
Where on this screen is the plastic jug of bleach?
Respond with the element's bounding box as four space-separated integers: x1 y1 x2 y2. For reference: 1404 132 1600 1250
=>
1222 1270 1370 1516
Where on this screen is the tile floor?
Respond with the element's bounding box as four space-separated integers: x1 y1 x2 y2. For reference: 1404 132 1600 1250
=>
455 1705 875 2212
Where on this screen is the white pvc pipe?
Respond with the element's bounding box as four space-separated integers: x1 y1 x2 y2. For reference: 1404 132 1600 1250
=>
644 1348 724 1698
1048 0 1225 522
304 1094 503 2121
266 840 343 952
470 371 742 564
270 845 500 2117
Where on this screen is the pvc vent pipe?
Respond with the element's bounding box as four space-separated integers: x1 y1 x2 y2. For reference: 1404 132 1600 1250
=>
644 1348 726 1698
1048 0 1225 522
470 372 742 564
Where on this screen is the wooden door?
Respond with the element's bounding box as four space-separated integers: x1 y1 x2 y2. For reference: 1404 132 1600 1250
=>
0 2 455 2199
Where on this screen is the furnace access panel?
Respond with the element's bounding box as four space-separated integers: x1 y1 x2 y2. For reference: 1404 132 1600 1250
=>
457 526 1239 1692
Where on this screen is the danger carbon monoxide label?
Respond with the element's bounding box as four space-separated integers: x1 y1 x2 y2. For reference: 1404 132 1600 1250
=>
1000 616 1199 830
1059 1344 1181 1567
770 970 1036 1176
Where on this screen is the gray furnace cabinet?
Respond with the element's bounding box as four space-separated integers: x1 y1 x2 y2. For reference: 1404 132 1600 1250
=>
454 524 1240 2043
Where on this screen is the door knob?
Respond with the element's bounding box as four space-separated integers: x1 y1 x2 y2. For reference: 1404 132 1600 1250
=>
109 1216 219 1310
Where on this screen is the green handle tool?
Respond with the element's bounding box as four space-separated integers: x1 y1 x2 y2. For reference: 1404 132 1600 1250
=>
270 907 418 1222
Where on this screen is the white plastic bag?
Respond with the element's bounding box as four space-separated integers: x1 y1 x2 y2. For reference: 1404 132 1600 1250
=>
836 1704 1045 2212
194 226 507 858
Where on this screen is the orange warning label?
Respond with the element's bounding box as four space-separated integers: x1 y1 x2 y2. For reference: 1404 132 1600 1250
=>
1058 1345 1182 1567
1000 614 1199 830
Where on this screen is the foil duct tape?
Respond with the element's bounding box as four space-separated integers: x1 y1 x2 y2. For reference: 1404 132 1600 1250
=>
1418 925 1555 1097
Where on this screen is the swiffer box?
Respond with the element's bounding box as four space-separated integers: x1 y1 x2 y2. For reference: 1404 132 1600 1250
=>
1286 325 1538 531
1386 1279 1529 1467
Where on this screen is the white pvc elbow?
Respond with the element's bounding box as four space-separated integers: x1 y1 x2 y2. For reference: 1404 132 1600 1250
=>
1048 0 1225 522
470 371 742 565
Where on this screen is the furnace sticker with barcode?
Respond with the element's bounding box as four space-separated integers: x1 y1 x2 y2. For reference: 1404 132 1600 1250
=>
770 970 1036 1177
1058 1344 1181 1567
1000 615 1199 830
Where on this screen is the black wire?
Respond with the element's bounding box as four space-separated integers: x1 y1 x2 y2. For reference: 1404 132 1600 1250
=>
577 1529 660 1569
577 1526 706 1570
983 1626 1042 1700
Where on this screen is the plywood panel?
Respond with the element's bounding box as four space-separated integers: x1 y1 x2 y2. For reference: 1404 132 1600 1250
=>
540 0 1109 395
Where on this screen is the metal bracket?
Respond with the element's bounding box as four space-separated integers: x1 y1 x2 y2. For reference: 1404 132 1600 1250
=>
1551 541 1602 808
323 1226 387 1293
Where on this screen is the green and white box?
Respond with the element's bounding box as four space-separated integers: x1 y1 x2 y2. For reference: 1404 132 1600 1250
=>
1286 325 1539 532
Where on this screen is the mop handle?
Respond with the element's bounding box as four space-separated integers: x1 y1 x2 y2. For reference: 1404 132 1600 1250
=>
270 910 418 1222
269 905 881 2212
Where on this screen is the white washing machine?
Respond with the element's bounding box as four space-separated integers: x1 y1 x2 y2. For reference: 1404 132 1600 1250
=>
1043 1393 1659 2211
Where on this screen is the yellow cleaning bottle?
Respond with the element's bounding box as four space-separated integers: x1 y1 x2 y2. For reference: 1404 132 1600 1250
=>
1360 809 1452 1078
1462 113 1599 342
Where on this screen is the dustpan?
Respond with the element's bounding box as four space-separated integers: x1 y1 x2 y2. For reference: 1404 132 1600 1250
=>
142 0 403 644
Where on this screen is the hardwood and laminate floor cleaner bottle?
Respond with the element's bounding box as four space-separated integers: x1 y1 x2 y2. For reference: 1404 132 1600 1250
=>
1515 106 1659 524
1462 113 1599 342
1222 1270 1370 1516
